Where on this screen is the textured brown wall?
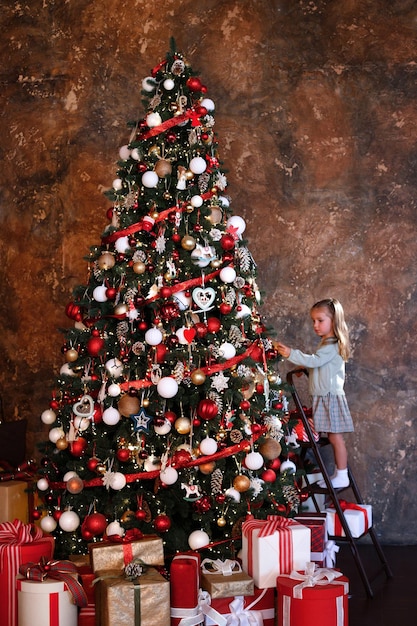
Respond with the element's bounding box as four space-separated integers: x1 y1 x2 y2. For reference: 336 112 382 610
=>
1 0 416 543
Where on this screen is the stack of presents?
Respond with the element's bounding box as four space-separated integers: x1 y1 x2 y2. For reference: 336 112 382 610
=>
0 473 373 626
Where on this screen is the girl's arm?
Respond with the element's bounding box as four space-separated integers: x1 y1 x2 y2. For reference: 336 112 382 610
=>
275 341 336 368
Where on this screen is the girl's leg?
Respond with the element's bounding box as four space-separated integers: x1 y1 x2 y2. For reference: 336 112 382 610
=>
327 433 349 487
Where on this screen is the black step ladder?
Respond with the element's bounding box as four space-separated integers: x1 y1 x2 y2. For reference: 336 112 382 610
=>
286 368 393 598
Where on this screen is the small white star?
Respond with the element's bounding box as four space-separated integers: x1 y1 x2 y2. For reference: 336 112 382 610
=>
211 372 230 393
131 408 153 433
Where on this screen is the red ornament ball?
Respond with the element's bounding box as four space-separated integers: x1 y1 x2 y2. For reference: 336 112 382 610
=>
164 410 177 424
84 512 107 536
197 398 218 421
220 234 235 250
32 509 42 521
261 469 277 483
52 509 62 522
219 302 232 315
206 317 221 333
159 286 172 299
239 400 251 411
87 456 100 472
194 322 208 338
186 76 202 92
153 513 171 533
87 336 105 357
135 508 147 521
70 437 88 457
116 448 131 463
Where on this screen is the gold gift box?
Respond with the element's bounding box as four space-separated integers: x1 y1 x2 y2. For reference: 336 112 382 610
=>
201 570 254 599
0 480 29 523
89 536 164 572
94 567 170 626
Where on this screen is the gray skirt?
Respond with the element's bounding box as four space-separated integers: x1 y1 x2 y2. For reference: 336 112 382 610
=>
312 393 354 434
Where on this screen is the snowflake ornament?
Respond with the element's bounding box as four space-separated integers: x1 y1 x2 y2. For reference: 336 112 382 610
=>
211 372 230 393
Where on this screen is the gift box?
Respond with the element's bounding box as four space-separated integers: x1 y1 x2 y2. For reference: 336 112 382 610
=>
294 512 328 565
170 552 203 626
203 586 275 626
0 481 29 523
325 501 372 538
0 519 54 626
17 576 78 626
241 516 311 588
78 604 96 626
201 558 254 599
276 563 349 626
94 566 170 626
89 534 164 572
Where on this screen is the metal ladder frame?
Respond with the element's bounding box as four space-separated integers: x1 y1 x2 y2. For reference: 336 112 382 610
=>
286 368 393 598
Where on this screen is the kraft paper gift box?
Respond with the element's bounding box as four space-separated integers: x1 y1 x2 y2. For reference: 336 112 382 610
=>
17 577 78 626
201 558 254 599
203 586 275 626
94 566 170 626
276 563 349 626
170 552 203 626
89 534 164 572
0 480 29 523
241 516 311 589
325 501 372 538
0 519 54 626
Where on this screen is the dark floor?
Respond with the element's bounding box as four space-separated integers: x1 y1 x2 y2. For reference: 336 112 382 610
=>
337 542 416 625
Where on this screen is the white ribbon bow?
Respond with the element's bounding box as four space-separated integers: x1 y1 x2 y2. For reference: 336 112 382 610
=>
324 540 340 568
201 558 242 577
289 562 346 599
225 596 264 625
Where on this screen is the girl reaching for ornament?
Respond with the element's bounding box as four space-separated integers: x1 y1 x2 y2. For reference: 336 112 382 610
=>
274 298 353 489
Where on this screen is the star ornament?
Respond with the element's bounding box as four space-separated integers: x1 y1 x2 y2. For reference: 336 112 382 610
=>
130 407 153 433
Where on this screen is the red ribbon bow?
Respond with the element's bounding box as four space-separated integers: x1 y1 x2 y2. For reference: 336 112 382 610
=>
331 500 369 535
19 557 88 607
0 518 43 545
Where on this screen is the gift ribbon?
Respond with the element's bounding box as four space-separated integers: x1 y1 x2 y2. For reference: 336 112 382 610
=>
19 557 88 607
202 588 274 626
243 516 299 578
287 561 348 599
323 540 340 568
201 558 242 577
331 500 369 535
0 518 43 547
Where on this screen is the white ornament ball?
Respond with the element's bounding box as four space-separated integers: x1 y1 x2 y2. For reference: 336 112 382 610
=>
107 383 121 397
93 284 108 303
63 471 78 482
48 427 65 444
115 236 130 253
102 407 121 426
189 156 207 174
218 196 230 208
112 178 123 190
142 76 156 92
190 194 203 208
201 97 215 112
160 466 178 485
174 291 192 311
188 529 210 550
59 363 77 377
119 145 131 160
106 520 125 536
225 487 241 502
131 148 140 160
142 170 159 188
226 215 246 236
199 437 218 455
105 358 124 378
37 478 49 491
235 304 252 319
40 515 57 533
59 510 80 532
41 409 56 425
245 451 264 471
144 454 161 472
73 416 90 432
219 266 237 284
154 420 172 435
109 472 127 490
163 78 175 90
219 342 236 360
146 112 162 127
175 326 189 345
157 377 179 399
280 459 297 474
145 327 163 346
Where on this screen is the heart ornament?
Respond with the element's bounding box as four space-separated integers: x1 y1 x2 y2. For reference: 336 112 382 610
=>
192 287 215 311
73 394 95 417
183 327 197 344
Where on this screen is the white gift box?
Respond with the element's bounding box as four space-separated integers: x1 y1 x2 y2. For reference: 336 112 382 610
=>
241 517 311 589
325 503 372 538
17 576 77 626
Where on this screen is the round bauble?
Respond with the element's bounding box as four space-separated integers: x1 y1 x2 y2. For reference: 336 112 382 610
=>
116 448 131 462
181 235 196 251
197 398 218 421
225 487 241 502
73 416 90 432
219 266 236 284
145 327 163 346
201 97 215 111
157 377 178 399
199 461 216 475
235 304 251 319
279 459 297 474
206 317 221 333
36 478 49 491
186 76 203 92
189 156 206 174
233 475 251 492
105 358 124 378
259 439 282 461
93 284 108 302
70 437 88 457
190 368 206 385
84 512 107 536
112 178 123 190
59 510 80 532
188 529 210 550
220 233 235 251
199 437 218 456
261 469 277 482
142 76 156 92
87 336 105 357
163 78 175 90
244 451 264 471
65 348 79 363
174 291 192 311
106 520 125 537
98 252 115 270
56 437 68 450
160 466 178 485
118 394 140 417
115 235 130 253
153 513 171 533
154 159 172 178
175 416 191 435
102 407 121 426
133 261 146 274
154 419 172 435
66 475 84 494
109 472 127 490
219 342 236 360
144 454 161 472
142 170 159 188
41 409 56 425
40 515 57 533
107 383 121 397
48 427 65 444
217 516 227 527
226 215 246 236
87 456 100 471
146 112 162 128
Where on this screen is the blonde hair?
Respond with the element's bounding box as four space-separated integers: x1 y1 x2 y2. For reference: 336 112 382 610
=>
311 298 351 361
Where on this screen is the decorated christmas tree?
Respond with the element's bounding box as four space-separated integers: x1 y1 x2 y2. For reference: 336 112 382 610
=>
36 40 301 559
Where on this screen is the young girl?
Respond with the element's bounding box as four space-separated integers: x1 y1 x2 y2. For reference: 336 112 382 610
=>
275 298 353 489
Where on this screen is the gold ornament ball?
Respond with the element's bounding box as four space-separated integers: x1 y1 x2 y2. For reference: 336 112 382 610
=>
217 516 227 527
150 210 159 220
259 438 282 460
208 207 222 225
268 372 278 383
65 348 79 363
185 203 194 213
175 416 192 435
233 475 251 492
56 437 68 450
191 368 206 386
133 261 146 274
199 461 216 475
96 463 107 474
118 394 141 417
148 144 160 156
185 170 194 180
154 159 172 178
181 235 196 251
142 398 150 408
210 259 222 269
114 303 128 316
97 252 115 270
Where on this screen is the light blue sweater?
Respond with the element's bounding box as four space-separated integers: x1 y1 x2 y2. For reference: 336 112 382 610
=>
288 340 346 397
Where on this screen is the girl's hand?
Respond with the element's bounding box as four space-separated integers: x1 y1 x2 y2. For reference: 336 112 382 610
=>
274 341 291 359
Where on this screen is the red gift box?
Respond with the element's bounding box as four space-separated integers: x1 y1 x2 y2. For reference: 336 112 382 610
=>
204 587 275 626
294 513 328 565
0 518 54 626
277 564 349 626
170 552 202 625
78 603 95 626
77 565 95 605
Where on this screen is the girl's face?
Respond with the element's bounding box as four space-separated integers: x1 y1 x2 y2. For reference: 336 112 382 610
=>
311 307 334 339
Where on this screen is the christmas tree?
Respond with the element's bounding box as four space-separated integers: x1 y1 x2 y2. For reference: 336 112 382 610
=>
36 40 301 559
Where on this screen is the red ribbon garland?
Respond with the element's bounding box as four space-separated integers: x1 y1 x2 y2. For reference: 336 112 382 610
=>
19 557 88 608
